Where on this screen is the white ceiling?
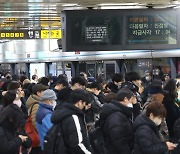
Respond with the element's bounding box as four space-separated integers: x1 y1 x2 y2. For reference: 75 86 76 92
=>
0 0 179 29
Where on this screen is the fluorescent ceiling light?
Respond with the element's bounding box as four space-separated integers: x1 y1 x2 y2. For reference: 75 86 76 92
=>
0 10 57 13
100 6 146 9
153 5 176 8
62 3 79 7
98 3 139 6
171 0 180 5
174 5 180 8
62 7 85 10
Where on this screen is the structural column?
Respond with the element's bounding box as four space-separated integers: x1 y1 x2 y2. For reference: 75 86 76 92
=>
170 58 177 78
10 63 16 75
71 61 79 77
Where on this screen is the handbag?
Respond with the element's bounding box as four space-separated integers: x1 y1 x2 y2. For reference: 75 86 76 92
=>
25 103 40 147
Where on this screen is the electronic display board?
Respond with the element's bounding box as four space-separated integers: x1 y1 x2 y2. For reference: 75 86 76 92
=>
70 15 123 46
126 14 176 44
61 9 180 51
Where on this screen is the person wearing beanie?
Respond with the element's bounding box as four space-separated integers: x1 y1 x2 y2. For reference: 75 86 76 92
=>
36 89 57 150
142 83 169 142
143 83 167 111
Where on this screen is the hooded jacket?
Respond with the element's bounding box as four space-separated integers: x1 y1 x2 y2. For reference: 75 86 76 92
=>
26 94 41 129
51 102 92 154
36 102 53 149
133 114 168 154
100 101 134 154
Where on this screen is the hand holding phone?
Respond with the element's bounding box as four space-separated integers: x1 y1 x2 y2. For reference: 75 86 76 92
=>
174 143 178 147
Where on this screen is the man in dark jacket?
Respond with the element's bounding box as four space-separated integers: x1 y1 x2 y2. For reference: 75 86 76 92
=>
100 88 139 154
57 76 86 104
51 89 93 154
120 71 142 118
108 73 124 93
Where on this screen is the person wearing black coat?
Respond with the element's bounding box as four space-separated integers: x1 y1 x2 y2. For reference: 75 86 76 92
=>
100 88 139 154
51 89 93 154
163 79 180 139
0 104 31 154
133 102 176 154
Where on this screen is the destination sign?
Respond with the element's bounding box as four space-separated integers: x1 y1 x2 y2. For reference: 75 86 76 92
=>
0 29 61 39
127 15 176 44
41 30 61 39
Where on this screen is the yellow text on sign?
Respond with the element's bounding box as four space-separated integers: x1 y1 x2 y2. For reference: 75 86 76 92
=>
41 30 61 39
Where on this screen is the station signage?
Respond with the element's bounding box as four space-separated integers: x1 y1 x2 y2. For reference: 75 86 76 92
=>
0 29 61 39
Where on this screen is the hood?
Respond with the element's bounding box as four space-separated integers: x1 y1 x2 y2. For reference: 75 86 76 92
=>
100 100 133 121
51 102 84 124
26 94 41 109
133 114 157 133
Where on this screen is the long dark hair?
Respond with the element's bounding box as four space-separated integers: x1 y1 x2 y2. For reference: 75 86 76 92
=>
0 104 24 131
2 90 17 107
164 79 177 99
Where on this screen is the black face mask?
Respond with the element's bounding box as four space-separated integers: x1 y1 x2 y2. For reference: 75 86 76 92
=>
82 103 91 113
82 107 87 113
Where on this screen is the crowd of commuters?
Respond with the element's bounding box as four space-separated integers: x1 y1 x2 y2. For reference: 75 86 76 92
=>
0 69 179 154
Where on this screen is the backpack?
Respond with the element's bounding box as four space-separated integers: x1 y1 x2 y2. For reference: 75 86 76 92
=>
43 123 68 154
24 102 40 147
89 112 117 154
89 125 108 154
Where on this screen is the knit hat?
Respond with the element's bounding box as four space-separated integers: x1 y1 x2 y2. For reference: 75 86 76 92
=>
41 89 57 101
32 84 47 95
148 84 168 95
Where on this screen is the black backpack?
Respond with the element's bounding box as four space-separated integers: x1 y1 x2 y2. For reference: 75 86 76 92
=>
43 123 68 154
89 125 108 154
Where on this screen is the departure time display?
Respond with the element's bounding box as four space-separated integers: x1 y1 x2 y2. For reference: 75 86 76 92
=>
127 15 176 44
62 9 180 51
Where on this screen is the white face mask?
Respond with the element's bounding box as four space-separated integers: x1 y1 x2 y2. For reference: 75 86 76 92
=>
13 99 22 108
153 117 162 126
127 103 133 108
51 100 57 110
145 76 151 81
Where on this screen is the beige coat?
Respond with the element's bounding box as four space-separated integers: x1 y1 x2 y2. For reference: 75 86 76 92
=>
26 94 41 129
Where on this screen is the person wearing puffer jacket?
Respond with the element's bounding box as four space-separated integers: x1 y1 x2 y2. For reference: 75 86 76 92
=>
134 102 176 154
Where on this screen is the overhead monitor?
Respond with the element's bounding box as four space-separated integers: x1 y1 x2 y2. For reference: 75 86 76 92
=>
61 9 180 51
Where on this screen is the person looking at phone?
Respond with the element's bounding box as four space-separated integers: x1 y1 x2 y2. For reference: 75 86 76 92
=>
133 102 176 154
0 104 31 154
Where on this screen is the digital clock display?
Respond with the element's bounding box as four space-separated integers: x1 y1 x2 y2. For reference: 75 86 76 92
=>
62 9 180 51
127 15 176 44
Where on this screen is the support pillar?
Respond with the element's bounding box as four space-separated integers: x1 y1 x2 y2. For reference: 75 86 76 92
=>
71 61 79 77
